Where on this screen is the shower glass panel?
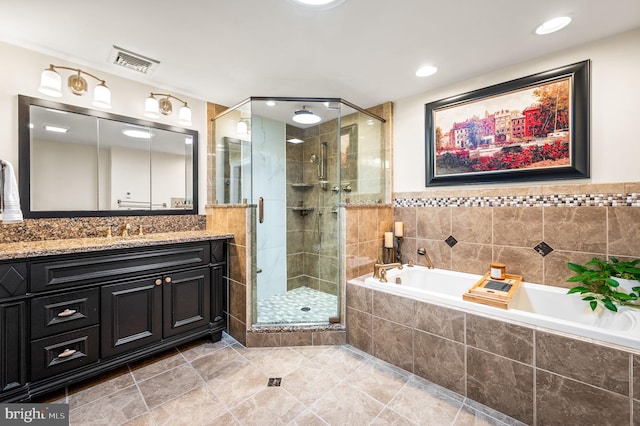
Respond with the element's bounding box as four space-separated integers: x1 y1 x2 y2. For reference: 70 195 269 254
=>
212 98 385 327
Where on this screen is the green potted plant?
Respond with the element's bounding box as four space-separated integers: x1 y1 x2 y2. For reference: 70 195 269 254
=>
567 257 640 312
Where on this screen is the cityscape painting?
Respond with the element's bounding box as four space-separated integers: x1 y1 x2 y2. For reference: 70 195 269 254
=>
425 60 590 186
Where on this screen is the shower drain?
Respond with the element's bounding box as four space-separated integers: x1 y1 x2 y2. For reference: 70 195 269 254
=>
300 307 311 312
267 378 282 387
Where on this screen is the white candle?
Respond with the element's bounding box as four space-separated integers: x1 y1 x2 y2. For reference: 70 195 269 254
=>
384 232 394 248
394 222 404 237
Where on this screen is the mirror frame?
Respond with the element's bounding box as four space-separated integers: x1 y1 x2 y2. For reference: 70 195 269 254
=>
18 95 198 218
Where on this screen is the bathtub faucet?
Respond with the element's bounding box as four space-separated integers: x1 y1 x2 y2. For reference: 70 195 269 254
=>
373 262 403 279
417 247 435 269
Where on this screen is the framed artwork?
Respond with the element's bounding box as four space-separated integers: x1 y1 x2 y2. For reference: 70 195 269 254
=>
425 60 590 186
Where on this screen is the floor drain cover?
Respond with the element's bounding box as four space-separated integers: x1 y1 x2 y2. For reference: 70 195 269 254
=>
300 307 311 312
267 378 282 387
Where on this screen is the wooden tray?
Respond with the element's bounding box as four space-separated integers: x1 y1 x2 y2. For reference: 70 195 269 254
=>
462 272 523 309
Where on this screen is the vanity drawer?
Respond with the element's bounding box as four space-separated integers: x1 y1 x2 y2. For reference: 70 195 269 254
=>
30 326 99 381
31 288 99 340
30 243 211 292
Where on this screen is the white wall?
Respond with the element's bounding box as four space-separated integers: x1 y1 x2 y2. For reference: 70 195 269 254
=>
0 41 209 213
31 139 98 211
393 28 640 193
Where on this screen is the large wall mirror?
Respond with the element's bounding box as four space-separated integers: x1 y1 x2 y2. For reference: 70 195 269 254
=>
18 95 198 218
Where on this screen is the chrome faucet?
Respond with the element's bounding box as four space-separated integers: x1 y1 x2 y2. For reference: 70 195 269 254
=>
417 247 434 269
373 262 403 279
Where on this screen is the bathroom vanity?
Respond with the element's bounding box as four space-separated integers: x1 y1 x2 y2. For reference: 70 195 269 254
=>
0 232 229 402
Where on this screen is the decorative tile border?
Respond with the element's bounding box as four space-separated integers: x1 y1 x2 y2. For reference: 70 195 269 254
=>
395 193 640 208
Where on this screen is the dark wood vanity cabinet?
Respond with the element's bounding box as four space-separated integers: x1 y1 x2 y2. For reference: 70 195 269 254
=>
0 238 228 402
0 262 28 398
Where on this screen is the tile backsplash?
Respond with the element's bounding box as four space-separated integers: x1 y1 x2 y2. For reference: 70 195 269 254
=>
0 215 206 243
394 182 640 288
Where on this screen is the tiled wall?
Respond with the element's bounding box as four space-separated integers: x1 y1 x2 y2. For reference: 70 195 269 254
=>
0 215 206 243
346 281 639 425
394 182 640 287
342 205 394 281
206 205 252 346
286 123 341 296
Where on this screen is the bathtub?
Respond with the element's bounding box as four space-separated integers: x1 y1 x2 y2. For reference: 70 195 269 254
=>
357 265 640 351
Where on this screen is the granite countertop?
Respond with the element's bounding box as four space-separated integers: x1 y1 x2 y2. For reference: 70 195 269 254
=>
0 230 233 261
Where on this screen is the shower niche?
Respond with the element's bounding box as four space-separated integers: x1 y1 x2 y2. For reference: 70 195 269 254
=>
212 97 385 327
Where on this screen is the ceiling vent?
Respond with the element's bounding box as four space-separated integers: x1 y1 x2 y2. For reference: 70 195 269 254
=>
109 46 159 75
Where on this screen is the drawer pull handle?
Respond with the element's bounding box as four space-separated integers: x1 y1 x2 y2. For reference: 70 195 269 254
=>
58 348 76 358
58 309 77 317
155 279 162 285
165 277 172 283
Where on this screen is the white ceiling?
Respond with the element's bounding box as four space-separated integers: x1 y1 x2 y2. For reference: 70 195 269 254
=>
1 0 639 109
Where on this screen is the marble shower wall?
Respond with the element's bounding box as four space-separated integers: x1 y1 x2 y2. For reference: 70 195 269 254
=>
394 181 640 287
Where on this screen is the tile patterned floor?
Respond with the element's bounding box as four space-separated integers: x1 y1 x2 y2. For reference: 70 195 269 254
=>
39 333 525 426
256 286 338 324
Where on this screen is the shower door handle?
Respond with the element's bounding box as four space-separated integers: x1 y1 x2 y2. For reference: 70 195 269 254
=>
258 197 264 223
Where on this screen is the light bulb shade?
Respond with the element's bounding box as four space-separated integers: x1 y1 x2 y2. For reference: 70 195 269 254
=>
92 83 111 109
237 120 249 137
144 96 160 118
38 68 62 97
292 108 321 124
178 105 192 126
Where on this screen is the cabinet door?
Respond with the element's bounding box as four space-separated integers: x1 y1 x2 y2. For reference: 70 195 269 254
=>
162 268 211 337
101 278 162 358
0 300 26 393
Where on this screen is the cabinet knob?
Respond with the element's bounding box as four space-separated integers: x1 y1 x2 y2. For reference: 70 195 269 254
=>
57 308 77 317
58 348 77 358
155 278 162 285
165 276 172 283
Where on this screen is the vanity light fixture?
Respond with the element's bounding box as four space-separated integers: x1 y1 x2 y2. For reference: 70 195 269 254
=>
292 106 321 124
144 93 192 126
237 118 251 138
38 64 112 109
535 16 571 35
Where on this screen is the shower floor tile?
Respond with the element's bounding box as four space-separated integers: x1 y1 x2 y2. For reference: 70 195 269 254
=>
256 286 338 324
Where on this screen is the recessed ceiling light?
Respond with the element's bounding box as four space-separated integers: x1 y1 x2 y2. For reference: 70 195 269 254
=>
43 124 69 133
45 108 67 114
416 65 438 77
266 100 277 107
287 138 305 144
290 0 346 9
122 129 152 139
535 16 571 35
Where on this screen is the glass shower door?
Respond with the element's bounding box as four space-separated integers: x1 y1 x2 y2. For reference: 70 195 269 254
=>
251 114 288 322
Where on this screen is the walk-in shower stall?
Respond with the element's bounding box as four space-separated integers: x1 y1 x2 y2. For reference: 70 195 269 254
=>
211 98 385 327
